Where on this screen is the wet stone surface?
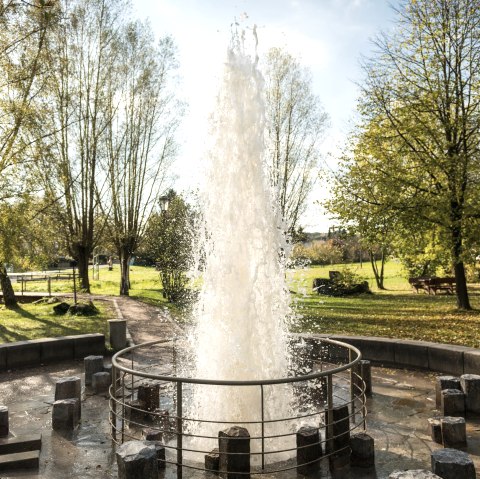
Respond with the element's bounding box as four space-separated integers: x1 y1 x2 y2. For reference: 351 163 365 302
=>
0 298 480 478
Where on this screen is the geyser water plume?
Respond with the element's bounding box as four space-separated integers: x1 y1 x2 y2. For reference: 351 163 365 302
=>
186 33 295 462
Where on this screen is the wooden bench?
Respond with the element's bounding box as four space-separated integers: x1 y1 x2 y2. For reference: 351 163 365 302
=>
409 277 456 295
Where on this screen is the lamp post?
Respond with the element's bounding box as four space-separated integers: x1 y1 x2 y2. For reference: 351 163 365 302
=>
159 195 169 213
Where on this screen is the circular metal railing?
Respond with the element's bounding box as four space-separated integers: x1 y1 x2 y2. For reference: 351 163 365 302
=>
109 337 367 477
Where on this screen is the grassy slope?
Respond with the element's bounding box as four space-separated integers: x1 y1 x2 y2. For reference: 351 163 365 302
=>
0 300 112 344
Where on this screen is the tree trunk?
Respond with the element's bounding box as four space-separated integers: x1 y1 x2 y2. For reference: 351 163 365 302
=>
75 245 91 293
0 265 17 308
450 218 471 310
369 250 386 290
454 261 470 309
119 251 131 296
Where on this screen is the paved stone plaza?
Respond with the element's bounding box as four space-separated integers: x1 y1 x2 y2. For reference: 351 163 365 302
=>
0 298 479 478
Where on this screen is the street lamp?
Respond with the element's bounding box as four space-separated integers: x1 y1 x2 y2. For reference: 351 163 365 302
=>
159 196 169 213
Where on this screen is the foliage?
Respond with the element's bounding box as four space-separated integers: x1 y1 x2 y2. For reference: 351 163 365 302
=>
291 240 343 266
332 0 480 309
141 192 194 303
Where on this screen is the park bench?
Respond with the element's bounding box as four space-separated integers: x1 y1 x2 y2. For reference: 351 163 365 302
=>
409 277 456 295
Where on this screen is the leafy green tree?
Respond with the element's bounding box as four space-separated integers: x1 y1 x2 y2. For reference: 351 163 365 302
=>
141 192 194 303
336 0 480 309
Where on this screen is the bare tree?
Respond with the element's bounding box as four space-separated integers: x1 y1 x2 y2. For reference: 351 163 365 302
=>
104 22 181 296
39 0 124 292
264 47 328 233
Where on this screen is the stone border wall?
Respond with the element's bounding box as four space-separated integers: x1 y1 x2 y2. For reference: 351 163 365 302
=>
0 333 105 371
297 334 480 376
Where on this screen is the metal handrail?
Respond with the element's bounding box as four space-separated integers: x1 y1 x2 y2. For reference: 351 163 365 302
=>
111 337 362 386
109 336 367 477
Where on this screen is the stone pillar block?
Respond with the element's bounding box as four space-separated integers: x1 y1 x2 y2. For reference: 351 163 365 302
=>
431 448 476 479
325 403 351 453
205 448 220 472
436 376 461 408
296 426 322 475
154 443 166 469
460 374 480 415
126 399 146 425
92 372 111 394
84 355 104 386
0 405 8 437
116 440 158 479
427 418 442 444
142 428 162 441
52 398 80 431
389 471 442 478
354 360 372 397
108 319 127 351
55 376 81 418
441 389 465 417
137 383 160 412
441 416 467 448
350 432 374 468
218 426 250 479
325 403 351 472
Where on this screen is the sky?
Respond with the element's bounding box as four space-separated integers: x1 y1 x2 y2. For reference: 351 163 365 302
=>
130 0 397 232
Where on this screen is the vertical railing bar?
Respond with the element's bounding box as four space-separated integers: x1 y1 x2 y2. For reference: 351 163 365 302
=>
177 381 183 479
261 385 265 471
131 352 134 395
121 372 126 443
349 350 355 421
327 373 333 454
111 364 117 441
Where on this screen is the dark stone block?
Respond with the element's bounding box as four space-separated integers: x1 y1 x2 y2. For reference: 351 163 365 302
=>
219 426 250 479
138 383 160 412
53 302 70 315
296 426 322 475
460 374 480 415
205 448 220 472
431 448 475 479
116 440 158 479
441 416 466 448
427 418 442 444
441 389 465 417
350 432 374 468
435 376 461 408
0 406 8 437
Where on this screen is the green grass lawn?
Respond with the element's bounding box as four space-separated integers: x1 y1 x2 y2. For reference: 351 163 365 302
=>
0 300 112 344
7 261 480 348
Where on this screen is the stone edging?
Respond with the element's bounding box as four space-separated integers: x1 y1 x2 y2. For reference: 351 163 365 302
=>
0 333 105 371
297 333 480 375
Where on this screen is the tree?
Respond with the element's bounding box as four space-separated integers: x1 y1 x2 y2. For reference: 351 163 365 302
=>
264 47 328 233
0 0 57 306
141 192 194 303
104 22 181 296
344 0 480 309
38 0 124 292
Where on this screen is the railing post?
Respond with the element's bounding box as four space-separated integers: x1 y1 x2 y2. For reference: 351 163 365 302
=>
349 350 355 421
48 277 51 297
111 365 117 441
121 372 126 443
327 373 333 453
261 385 265 471
177 381 183 478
